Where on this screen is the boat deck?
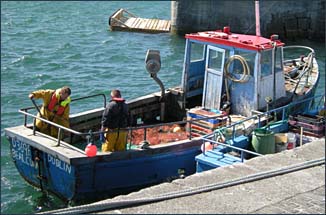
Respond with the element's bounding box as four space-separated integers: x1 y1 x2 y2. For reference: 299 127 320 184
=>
109 8 171 33
284 57 319 95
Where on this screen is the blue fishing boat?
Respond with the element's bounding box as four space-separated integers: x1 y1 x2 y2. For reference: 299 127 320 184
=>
4 20 321 202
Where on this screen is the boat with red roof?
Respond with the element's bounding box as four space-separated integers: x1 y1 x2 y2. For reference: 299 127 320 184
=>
4 23 321 202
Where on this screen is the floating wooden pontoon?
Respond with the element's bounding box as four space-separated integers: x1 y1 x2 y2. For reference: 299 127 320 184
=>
109 8 171 33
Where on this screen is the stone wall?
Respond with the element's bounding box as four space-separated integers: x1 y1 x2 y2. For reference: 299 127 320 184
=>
171 0 325 41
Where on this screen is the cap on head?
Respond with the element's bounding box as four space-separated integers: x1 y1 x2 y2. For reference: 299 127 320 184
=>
111 89 121 98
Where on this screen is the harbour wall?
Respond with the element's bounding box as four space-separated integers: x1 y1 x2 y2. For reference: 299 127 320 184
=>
171 0 325 41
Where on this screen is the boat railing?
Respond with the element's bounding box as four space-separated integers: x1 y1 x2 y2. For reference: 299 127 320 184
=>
18 92 324 151
283 46 315 68
201 135 263 162
200 94 324 161
237 94 323 136
19 92 229 148
283 45 315 57
99 114 229 147
70 93 107 107
264 93 324 120
20 93 107 126
283 46 315 95
19 110 87 147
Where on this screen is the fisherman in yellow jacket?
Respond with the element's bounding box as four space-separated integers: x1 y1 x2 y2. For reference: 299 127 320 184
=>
28 86 71 138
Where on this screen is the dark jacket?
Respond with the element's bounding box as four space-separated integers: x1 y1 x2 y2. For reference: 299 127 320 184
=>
101 99 129 129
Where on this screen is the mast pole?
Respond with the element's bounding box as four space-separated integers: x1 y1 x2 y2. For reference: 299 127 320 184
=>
255 0 261 36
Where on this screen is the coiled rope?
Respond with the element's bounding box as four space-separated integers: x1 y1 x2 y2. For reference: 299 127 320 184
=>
39 157 324 214
224 55 250 101
224 55 250 83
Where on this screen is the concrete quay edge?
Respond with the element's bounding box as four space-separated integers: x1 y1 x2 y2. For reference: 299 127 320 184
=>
46 139 325 214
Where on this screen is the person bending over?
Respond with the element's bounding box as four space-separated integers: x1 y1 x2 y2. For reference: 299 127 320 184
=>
29 86 71 138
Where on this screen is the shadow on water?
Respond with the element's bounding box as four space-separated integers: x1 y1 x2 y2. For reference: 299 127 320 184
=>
32 173 181 213
35 185 161 213
34 192 67 213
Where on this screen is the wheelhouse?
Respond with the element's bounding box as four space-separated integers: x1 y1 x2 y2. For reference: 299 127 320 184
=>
182 27 285 117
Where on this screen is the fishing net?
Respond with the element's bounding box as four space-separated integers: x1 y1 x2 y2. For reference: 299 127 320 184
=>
128 124 189 145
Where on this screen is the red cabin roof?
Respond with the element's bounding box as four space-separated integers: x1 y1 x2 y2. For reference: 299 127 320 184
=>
185 28 284 51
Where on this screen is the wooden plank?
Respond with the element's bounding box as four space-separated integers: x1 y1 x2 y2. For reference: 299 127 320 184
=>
124 17 137 27
109 8 170 33
130 17 138 28
137 18 144 29
161 20 168 30
148 19 155 30
143 19 150 29
147 20 155 30
149 19 156 30
151 19 158 30
164 20 171 31
110 15 169 33
133 18 140 28
158 20 165 30
132 18 141 28
156 20 163 30
144 19 153 29
139 18 148 29
155 19 162 30
162 20 169 30
131 17 140 27
152 19 160 30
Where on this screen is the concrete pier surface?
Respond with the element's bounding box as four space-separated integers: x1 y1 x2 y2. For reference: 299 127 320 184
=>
44 139 325 214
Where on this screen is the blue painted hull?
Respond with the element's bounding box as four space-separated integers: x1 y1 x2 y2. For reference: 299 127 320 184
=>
7 135 201 201
9 136 76 200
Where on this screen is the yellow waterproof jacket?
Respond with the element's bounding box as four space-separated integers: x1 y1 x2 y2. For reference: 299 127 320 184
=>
32 89 70 137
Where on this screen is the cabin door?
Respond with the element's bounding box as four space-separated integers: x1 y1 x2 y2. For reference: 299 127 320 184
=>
202 46 225 110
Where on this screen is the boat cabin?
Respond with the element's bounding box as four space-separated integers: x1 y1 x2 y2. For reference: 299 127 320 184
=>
182 27 285 117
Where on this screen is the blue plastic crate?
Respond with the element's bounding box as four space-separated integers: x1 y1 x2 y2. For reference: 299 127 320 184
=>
187 112 227 125
195 150 242 173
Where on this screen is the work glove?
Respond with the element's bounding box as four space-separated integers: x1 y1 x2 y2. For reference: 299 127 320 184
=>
100 133 105 143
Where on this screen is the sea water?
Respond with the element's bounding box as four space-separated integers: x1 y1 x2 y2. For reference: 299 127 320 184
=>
1 1 325 214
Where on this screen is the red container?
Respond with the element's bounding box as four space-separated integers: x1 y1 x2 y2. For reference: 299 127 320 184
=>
287 142 294 150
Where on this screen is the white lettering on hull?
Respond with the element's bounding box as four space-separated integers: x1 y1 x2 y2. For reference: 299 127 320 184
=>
11 137 72 174
47 154 72 174
11 138 36 169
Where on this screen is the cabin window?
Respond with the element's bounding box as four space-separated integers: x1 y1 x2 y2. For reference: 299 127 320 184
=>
232 50 255 76
190 42 205 61
261 48 283 77
275 48 283 72
208 48 224 70
261 50 272 77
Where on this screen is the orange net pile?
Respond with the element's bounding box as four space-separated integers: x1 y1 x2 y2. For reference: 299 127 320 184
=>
129 124 189 145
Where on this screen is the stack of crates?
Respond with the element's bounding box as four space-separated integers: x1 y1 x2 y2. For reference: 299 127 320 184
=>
186 107 228 137
288 114 325 138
